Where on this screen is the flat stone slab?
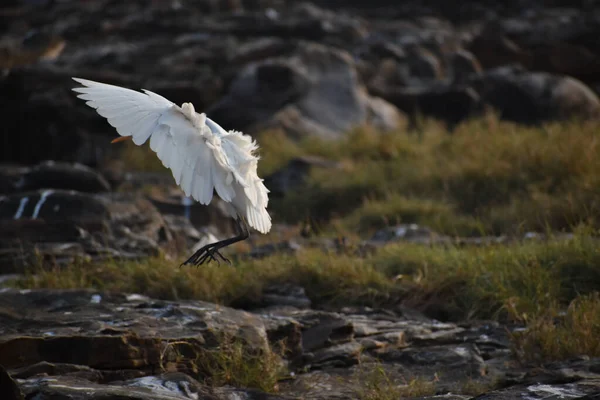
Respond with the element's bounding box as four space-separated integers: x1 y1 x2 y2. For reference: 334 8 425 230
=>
0 289 275 373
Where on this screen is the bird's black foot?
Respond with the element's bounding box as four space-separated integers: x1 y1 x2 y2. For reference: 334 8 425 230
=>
180 243 232 267
195 245 231 266
179 218 250 268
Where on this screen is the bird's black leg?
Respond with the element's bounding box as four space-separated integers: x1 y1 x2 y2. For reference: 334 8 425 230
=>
180 218 250 267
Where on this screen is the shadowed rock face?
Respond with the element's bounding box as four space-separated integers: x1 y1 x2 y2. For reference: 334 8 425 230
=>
8 161 111 194
0 289 273 372
0 187 175 271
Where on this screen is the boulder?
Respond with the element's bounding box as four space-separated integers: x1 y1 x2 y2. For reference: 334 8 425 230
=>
474 66 600 124
0 190 174 272
372 84 483 130
0 289 276 371
0 68 88 166
208 42 405 139
0 365 23 400
0 161 111 194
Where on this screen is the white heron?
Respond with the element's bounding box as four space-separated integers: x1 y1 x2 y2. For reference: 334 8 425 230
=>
71 78 272 266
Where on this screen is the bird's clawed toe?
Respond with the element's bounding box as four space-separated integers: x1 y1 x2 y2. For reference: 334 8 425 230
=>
180 244 231 267
180 219 248 268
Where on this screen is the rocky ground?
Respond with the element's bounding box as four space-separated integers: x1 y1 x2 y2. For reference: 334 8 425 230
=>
1 288 599 400
1 0 600 399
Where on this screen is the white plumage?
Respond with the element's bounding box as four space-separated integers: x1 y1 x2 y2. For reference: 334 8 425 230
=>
71 77 271 265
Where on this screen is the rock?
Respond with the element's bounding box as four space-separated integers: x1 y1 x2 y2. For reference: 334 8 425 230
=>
474 381 600 400
0 190 175 272
0 30 65 69
474 67 600 124
228 37 292 66
0 289 276 371
0 67 90 166
379 343 487 379
1 288 598 399
404 42 445 82
208 54 312 132
450 49 483 83
3 0 599 172
0 365 23 400
148 190 236 238
4 161 111 194
373 84 482 130
18 372 293 400
162 214 218 254
0 288 302 398
18 374 215 400
367 58 411 90
468 27 532 69
209 42 405 139
530 43 600 84
310 341 363 369
0 189 109 224
261 284 312 310
234 283 311 311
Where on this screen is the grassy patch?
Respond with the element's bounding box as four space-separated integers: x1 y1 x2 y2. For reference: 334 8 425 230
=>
356 364 437 400
256 118 600 237
511 293 600 365
339 193 486 236
12 231 600 365
14 250 401 309
456 378 499 396
196 336 287 392
159 336 287 392
14 231 599 323
107 116 600 237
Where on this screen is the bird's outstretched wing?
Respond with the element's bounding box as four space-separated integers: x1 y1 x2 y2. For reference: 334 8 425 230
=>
72 78 272 234
72 77 222 205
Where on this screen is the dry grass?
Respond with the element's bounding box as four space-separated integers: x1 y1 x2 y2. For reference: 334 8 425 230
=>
255 118 600 237
14 249 401 309
511 293 600 365
356 364 437 400
196 336 287 392
14 230 599 324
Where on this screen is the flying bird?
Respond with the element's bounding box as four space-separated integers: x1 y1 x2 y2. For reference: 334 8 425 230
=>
71 78 271 266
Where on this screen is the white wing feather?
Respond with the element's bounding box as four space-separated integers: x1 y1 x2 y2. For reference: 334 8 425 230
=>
72 77 271 234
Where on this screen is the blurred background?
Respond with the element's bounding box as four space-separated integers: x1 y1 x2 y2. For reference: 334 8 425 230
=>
1 0 599 267
1 1 600 399
0 0 600 263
